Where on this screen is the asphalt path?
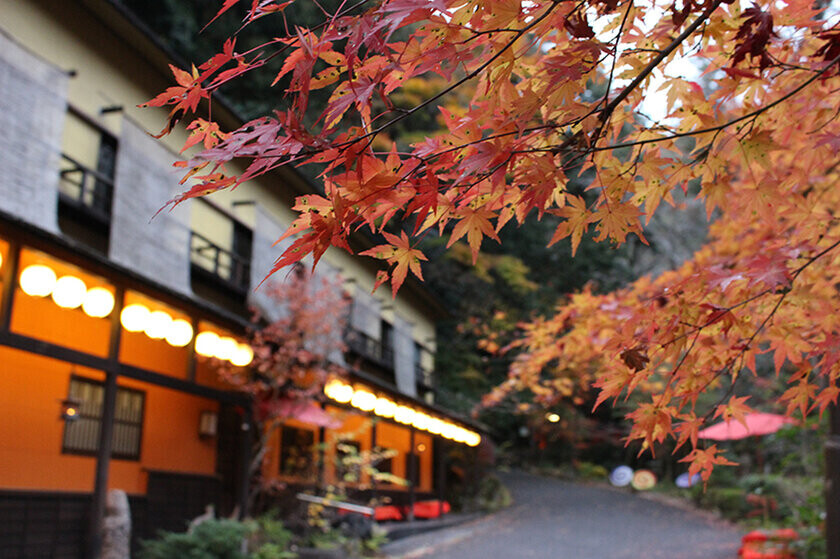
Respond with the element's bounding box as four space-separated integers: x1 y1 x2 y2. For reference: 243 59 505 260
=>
382 470 742 559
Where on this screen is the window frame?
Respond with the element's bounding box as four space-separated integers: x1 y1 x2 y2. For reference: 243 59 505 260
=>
61 375 146 462
278 424 316 480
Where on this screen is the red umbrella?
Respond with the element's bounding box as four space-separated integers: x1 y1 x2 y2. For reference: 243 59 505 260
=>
698 412 794 441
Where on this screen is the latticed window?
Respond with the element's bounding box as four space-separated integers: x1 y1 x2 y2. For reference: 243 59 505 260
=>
62 377 145 460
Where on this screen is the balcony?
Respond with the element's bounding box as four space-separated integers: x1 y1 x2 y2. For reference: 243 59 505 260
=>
189 231 251 296
344 327 394 370
58 154 114 253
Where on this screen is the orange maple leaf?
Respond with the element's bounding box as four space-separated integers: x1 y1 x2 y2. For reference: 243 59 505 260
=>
360 231 427 297
447 208 500 264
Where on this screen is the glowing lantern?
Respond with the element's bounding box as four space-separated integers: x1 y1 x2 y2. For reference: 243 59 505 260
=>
144 310 172 339
428 418 444 435
412 412 431 431
324 379 354 403
466 432 481 447
230 343 254 367
20 265 57 297
61 398 81 422
546 413 560 423
374 397 397 418
82 287 115 318
351 389 376 411
441 423 458 440
52 276 87 309
394 405 416 425
195 331 220 357
215 336 238 361
165 319 194 347
120 304 150 332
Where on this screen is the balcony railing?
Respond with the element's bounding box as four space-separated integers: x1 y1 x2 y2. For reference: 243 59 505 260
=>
189 231 251 293
58 153 114 224
344 327 394 369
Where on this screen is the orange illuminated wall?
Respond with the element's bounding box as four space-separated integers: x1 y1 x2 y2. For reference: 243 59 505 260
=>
0 345 218 495
0 346 100 492
376 421 433 492
11 250 112 358
323 406 373 486
117 291 191 379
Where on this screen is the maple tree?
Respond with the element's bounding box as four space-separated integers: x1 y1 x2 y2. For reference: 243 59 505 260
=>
214 269 349 510
144 0 840 489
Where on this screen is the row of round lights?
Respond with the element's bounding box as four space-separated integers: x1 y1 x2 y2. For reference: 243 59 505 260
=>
323 380 481 447
121 305 253 366
195 331 254 367
18 263 254 367
20 264 115 318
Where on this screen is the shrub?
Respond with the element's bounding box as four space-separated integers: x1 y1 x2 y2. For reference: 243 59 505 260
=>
139 519 252 559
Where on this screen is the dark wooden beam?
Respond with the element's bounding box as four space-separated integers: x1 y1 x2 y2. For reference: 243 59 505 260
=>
407 427 416 523
86 287 125 559
0 330 248 405
0 242 20 331
237 410 253 519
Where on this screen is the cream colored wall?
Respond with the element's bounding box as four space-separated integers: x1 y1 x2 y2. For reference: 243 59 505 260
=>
0 0 438 364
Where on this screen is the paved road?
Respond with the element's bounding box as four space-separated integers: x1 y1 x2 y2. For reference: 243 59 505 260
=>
382 470 742 559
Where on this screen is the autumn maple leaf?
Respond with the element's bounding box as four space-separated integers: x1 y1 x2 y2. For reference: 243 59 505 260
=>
360 231 427 297
447 208 500 264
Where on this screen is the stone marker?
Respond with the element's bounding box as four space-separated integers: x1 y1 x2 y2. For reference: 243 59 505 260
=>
102 489 131 559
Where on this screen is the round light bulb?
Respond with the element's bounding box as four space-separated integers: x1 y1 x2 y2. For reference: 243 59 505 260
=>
412 412 431 431
466 432 481 447
165 319 194 347
428 418 444 435
230 343 254 367
121 304 150 332
20 265 57 297
52 276 87 309
351 389 376 412
144 310 172 340
441 423 458 440
546 413 560 423
395 405 416 425
334 384 354 403
82 287 115 318
215 336 238 361
195 331 220 357
374 397 396 418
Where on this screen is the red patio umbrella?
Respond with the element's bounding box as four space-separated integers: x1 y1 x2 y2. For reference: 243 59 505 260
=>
698 412 794 441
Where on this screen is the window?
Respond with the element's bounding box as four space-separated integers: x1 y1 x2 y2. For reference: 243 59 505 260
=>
58 109 117 254
190 200 252 307
62 377 145 461
381 321 394 365
279 425 315 479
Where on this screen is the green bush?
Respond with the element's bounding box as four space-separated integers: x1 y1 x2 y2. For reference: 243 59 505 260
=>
139 516 299 559
694 487 750 521
139 519 252 559
476 474 512 512
575 462 608 480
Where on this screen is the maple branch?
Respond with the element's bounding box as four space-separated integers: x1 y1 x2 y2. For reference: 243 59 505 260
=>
579 52 840 154
353 1 561 144
597 0 724 125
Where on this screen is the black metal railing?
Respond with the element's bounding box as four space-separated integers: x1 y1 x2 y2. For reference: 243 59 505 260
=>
416 364 434 387
189 231 251 292
344 327 394 369
58 153 114 223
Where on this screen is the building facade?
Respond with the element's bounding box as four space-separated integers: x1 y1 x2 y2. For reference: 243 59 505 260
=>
0 1 481 557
